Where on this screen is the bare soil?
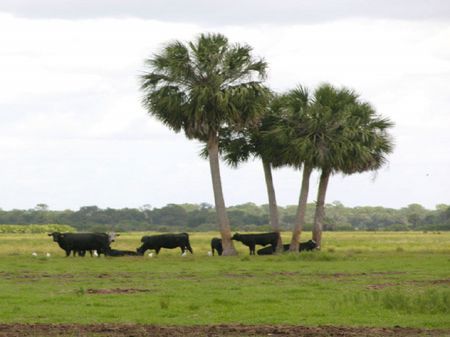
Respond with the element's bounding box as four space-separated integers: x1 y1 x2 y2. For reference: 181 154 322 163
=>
86 288 151 294
0 324 449 337
320 271 406 279
367 278 450 290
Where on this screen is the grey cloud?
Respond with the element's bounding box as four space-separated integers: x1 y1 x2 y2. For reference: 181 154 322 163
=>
1 0 449 24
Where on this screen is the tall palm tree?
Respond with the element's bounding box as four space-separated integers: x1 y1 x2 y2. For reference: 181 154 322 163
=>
270 86 338 252
140 33 269 255
207 95 286 251
310 85 394 247
283 86 315 252
273 84 393 250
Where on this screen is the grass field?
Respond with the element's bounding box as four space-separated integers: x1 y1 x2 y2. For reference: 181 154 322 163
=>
0 231 449 330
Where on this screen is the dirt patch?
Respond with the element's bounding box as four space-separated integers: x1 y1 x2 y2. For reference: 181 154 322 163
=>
0 324 448 337
321 271 406 279
367 283 399 290
86 288 151 294
271 271 301 276
0 271 148 281
427 278 450 285
367 278 450 290
0 272 74 280
223 272 255 278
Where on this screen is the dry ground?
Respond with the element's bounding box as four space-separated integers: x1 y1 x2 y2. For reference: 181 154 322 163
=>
1 324 450 337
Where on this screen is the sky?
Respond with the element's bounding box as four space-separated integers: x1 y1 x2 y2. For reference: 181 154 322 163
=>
0 0 449 211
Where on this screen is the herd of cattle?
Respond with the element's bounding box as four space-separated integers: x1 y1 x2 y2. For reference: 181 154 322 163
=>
48 231 317 257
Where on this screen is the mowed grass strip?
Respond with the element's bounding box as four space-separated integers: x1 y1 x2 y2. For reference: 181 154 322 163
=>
0 232 449 327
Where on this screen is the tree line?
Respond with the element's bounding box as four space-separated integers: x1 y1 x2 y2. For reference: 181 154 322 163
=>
139 32 394 254
1 202 448 232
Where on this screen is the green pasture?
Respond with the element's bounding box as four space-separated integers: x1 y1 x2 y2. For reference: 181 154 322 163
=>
0 232 449 328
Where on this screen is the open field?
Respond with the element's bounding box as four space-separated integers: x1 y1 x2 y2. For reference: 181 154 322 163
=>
0 232 449 336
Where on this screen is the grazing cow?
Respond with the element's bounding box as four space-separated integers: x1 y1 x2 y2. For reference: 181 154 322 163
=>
48 232 111 257
210 237 223 256
108 249 138 257
136 233 193 255
257 239 317 255
231 232 280 255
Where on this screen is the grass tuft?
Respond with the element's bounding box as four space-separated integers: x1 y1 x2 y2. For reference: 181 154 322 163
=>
159 297 170 310
75 287 85 296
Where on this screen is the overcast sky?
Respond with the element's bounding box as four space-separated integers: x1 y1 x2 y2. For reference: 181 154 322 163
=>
0 1 449 211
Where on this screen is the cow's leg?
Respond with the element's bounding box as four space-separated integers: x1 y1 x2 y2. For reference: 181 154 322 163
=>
65 250 71 257
155 248 160 255
187 243 193 254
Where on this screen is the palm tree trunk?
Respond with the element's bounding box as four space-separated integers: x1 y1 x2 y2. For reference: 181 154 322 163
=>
312 169 331 248
207 135 238 256
289 164 312 252
262 160 282 252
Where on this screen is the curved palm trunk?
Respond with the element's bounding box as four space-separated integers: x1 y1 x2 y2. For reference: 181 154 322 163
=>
289 165 312 252
208 136 238 256
312 169 331 248
262 160 282 252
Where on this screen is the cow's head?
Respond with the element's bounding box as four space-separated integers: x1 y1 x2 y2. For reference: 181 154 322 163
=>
309 240 320 250
107 232 120 242
231 233 239 240
307 240 317 249
136 246 145 256
48 232 62 242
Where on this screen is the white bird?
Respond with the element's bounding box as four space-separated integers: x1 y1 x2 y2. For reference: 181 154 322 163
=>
46 252 51 257
207 251 212 256
181 251 187 257
148 253 154 258
32 252 37 257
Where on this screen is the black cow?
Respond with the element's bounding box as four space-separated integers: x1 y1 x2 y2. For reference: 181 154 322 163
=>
257 239 317 255
210 237 223 256
48 232 111 257
231 232 280 255
299 239 317 252
136 233 193 255
77 232 119 257
108 249 139 257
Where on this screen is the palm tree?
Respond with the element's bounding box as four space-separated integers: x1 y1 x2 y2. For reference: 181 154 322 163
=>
273 84 393 250
207 95 286 251
140 33 269 255
269 86 324 252
310 85 394 247
283 87 315 252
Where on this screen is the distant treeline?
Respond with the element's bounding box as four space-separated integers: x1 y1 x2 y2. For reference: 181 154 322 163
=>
0 224 75 234
0 202 449 232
